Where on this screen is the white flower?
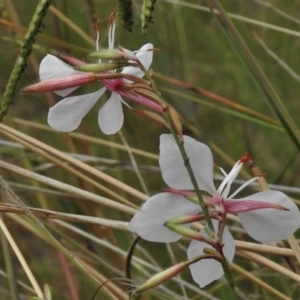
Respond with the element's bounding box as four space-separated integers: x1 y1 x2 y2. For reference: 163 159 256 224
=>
128 134 300 287
129 134 300 243
38 42 153 135
128 195 235 287
157 134 299 243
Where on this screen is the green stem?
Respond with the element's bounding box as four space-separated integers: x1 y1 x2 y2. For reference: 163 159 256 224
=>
1 0 52 121
139 61 214 231
134 21 238 298
168 124 214 231
139 55 237 296
220 251 238 299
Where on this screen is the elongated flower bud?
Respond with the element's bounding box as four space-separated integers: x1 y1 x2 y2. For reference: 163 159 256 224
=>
89 49 125 60
133 88 165 106
60 54 86 66
165 222 214 244
74 62 134 73
133 261 189 296
134 110 169 128
167 214 203 225
131 254 217 299
21 73 97 93
168 105 183 139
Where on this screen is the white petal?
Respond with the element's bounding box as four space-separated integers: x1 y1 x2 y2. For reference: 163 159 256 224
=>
136 43 153 70
187 221 235 288
127 193 200 243
159 134 216 194
39 54 83 96
48 88 105 132
238 190 300 242
98 92 124 135
122 43 153 79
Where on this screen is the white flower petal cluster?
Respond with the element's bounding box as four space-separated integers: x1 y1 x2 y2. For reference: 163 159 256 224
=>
39 43 153 135
128 134 300 287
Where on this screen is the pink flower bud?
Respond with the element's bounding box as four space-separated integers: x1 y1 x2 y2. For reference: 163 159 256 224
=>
60 54 86 66
21 73 97 93
133 88 165 106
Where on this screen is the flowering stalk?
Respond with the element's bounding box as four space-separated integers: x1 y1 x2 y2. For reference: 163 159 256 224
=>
170 129 214 230
136 59 214 231
133 63 239 296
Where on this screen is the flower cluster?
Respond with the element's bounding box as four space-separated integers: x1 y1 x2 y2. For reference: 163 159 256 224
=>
128 134 300 287
23 21 163 134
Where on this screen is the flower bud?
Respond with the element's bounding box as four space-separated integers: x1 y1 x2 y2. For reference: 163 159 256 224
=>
74 62 133 73
21 73 97 93
167 214 203 225
133 88 165 106
133 261 189 295
165 222 213 243
134 110 169 128
60 54 86 66
131 254 215 298
168 105 182 139
89 49 125 60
